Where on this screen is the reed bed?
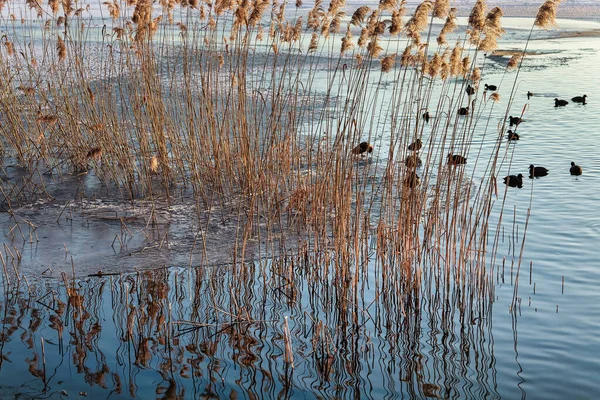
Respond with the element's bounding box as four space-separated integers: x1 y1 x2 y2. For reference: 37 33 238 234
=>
0 0 561 396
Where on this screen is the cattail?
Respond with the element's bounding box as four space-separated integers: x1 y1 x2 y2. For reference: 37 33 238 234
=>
4 40 14 57
433 0 450 19
44 20 51 30
535 0 561 29
340 28 353 54
507 54 521 70
350 6 370 26
199 6 205 20
490 92 500 102
57 36 66 60
57 16 65 26
256 25 264 40
308 33 318 52
62 0 74 16
295 0 302 7
87 86 95 102
381 53 396 72
218 53 224 68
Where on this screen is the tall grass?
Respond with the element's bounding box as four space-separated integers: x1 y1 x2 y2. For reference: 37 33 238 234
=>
0 0 565 395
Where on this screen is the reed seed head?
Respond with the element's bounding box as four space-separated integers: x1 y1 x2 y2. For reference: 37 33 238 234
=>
507 54 521 70
381 53 396 72
535 0 562 29
350 6 370 26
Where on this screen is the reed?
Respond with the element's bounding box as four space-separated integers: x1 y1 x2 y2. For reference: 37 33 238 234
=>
0 0 563 394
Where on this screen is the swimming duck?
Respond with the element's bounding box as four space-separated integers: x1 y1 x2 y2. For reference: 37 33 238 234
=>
423 110 430 123
466 85 476 95
554 98 568 107
527 91 534 100
570 162 582 176
503 174 524 188
507 130 519 141
485 84 497 91
408 139 422 152
529 164 549 178
509 116 523 126
351 142 373 155
571 94 587 104
405 154 423 168
403 172 421 188
458 107 469 116
447 153 467 165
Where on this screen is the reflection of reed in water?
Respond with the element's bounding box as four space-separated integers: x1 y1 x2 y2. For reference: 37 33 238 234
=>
0 261 500 399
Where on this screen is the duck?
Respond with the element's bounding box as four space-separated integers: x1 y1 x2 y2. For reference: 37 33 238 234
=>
554 98 568 107
408 139 422 152
466 85 476 95
509 116 523 126
405 154 422 168
503 174 524 188
351 142 373 155
423 110 430 123
404 172 421 188
447 153 467 165
529 164 549 178
571 94 587 104
570 161 582 176
527 91 534 100
485 84 497 91
458 107 469 116
507 130 519 141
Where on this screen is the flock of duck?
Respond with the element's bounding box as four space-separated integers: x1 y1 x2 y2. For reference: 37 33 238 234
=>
350 86 587 191
502 91 586 189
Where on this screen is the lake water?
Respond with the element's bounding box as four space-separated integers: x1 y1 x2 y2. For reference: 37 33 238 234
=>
1 3 600 399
